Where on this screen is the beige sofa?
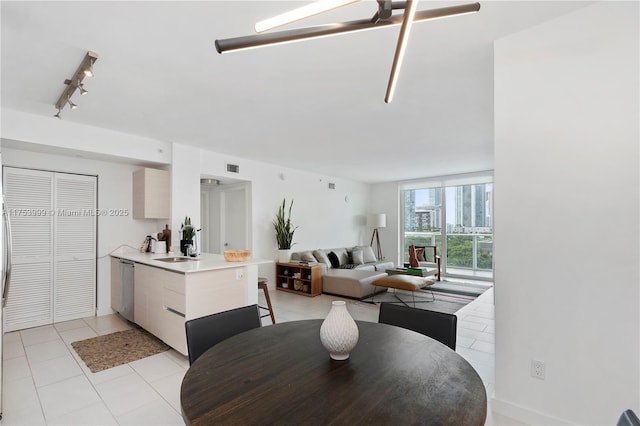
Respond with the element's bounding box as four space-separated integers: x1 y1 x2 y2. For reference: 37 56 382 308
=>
290 246 393 299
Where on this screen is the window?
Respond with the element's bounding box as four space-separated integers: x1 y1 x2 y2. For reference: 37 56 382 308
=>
402 187 443 261
400 176 493 280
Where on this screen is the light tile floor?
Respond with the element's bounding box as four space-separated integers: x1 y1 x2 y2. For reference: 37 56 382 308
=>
2 284 521 425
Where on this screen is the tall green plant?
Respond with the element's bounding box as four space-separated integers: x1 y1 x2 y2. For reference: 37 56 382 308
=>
181 216 195 240
273 198 298 250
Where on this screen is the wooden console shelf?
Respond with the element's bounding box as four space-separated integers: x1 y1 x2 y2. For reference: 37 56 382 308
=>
275 262 322 297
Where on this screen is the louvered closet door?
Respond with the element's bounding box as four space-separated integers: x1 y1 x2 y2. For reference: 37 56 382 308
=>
3 168 54 332
54 173 96 322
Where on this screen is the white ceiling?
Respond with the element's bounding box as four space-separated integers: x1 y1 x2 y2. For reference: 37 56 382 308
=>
1 1 592 183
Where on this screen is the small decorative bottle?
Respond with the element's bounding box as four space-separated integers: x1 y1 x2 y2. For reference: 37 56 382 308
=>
320 301 359 361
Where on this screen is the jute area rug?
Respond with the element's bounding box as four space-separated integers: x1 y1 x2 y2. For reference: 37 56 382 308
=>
71 327 170 373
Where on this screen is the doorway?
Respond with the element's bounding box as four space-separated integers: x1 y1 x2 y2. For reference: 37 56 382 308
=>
200 179 251 254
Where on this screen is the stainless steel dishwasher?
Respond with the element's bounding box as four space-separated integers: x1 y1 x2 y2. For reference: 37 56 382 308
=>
120 259 135 322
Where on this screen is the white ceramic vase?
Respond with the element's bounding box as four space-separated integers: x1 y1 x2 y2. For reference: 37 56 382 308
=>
320 301 359 361
277 249 291 263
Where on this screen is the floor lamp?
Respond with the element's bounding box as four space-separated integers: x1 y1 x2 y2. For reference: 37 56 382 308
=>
367 213 386 261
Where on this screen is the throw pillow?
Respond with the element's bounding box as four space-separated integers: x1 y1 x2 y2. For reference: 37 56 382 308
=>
415 247 426 262
351 248 364 265
359 246 377 263
300 251 316 262
313 250 331 267
338 264 357 269
327 251 340 269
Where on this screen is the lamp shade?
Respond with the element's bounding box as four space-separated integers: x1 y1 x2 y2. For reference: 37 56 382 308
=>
367 213 386 228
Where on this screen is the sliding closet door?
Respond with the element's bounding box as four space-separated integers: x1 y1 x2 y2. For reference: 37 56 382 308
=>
3 168 54 331
2 167 97 332
54 173 96 322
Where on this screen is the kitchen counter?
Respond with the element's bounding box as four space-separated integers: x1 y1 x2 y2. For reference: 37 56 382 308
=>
110 248 272 274
110 248 272 355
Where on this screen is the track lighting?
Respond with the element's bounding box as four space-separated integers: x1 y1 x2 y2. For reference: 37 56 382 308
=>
84 57 94 77
67 96 77 109
54 51 98 119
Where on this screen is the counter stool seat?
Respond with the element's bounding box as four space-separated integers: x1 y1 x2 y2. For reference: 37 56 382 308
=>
258 277 276 324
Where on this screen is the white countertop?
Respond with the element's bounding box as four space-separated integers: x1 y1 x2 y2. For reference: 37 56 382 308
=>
110 248 272 274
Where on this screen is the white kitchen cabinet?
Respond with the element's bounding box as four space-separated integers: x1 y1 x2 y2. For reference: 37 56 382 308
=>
134 264 165 339
132 168 169 219
134 263 188 354
131 262 251 355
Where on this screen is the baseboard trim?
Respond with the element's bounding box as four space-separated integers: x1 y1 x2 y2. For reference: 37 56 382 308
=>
96 307 116 317
491 395 573 425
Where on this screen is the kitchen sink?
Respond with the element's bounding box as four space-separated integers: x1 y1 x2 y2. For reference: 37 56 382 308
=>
155 256 198 263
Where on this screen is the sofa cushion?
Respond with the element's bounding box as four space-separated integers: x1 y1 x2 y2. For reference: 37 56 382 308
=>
299 251 316 262
354 264 376 271
351 248 364 265
327 251 340 268
323 269 388 299
354 245 377 263
371 261 394 272
313 250 331 267
373 274 434 291
338 264 357 269
330 248 350 265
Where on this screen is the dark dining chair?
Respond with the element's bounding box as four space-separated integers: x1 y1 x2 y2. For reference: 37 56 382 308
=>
185 304 261 365
617 409 640 426
378 303 457 350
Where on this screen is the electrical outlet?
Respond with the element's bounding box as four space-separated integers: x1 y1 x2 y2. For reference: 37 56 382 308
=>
531 359 546 380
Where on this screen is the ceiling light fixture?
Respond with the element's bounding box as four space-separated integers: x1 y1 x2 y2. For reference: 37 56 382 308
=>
254 0 359 33
385 0 417 103
215 2 480 102
67 95 78 110
54 51 98 118
78 81 88 95
84 57 95 77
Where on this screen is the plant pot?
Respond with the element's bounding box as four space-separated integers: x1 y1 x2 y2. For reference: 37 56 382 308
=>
180 239 194 256
277 249 291 263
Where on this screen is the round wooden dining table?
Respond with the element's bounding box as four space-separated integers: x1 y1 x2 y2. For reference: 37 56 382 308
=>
180 319 487 425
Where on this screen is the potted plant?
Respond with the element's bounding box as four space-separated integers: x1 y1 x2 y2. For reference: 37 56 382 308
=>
274 198 298 262
180 216 195 256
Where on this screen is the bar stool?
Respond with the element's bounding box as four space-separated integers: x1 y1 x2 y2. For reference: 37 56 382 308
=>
258 277 276 324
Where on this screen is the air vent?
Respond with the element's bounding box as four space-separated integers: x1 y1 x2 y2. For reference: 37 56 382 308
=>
328 182 336 190
226 163 240 173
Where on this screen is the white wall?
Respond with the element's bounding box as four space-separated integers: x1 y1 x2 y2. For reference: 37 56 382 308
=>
493 2 639 424
171 143 201 252
1 109 172 165
199 149 372 282
370 182 401 265
1 145 167 316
